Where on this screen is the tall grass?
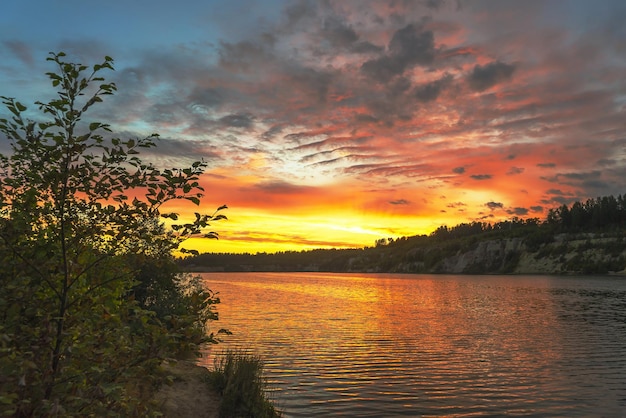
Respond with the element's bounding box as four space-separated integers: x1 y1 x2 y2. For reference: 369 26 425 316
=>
208 350 282 418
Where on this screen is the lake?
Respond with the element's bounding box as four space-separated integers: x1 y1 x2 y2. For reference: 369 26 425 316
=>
199 272 626 417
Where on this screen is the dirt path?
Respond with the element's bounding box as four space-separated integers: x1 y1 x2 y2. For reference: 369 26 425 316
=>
155 360 221 418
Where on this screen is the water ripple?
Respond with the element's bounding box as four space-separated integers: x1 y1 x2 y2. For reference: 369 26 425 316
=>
201 273 626 417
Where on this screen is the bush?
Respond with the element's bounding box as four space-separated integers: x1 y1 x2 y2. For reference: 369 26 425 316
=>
0 52 226 416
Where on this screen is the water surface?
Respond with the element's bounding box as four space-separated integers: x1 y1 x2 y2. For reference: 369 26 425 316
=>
200 273 626 417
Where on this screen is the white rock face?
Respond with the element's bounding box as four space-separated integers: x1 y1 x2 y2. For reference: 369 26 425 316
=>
439 238 525 273
433 235 626 275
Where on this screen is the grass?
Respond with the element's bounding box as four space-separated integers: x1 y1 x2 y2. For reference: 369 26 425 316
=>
207 350 282 418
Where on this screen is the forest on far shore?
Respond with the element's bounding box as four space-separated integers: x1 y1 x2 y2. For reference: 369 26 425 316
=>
180 194 626 275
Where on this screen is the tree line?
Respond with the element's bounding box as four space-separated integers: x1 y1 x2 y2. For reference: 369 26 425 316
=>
182 193 626 273
546 195 626 230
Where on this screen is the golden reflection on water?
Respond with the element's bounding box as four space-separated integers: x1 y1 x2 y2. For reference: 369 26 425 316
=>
200 273 626 417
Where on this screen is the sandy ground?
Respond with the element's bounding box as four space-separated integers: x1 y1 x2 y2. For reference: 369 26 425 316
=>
155 360 221 418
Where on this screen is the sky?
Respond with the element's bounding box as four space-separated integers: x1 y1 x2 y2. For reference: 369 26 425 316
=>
1 0 626 254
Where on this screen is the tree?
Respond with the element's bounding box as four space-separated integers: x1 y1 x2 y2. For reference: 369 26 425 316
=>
0 52 226 416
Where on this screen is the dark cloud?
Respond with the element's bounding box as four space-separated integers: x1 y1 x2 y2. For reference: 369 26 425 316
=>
218 40 274 72
530 206 544 213
452 166 465 174
389 23 436 64
413 73 453 102
507 207 529 216
226 230 357 249
188 88 224 108
253 180 312 194
581 178 611 193
283 0 317 30
291 134 372 153
425 0 446 10
261 124 285 141
486 201 504 210
130 137 221 167
321 17 358 48
361 23 436 82
219 113 254 128
561 170 601 180
470 174 492 180
389 199 411 205
361 56 402 84
541 171 604 190
289 67 333 103
352 41 384 54
390 76 413 95
537 162 556 168
546 189 567 196
309 8 382 54
3 40 33 67
354 113 379 123
597 158 616 166
467 61 516 92
506 166 524 175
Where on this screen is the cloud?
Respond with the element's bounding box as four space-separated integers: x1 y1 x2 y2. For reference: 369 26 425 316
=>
467 61 516 92
188 87 225 109
506 166 524 175
537 162 556 168
3 40 34 67
413 73 453 102
507 207 529 216
561 171 601 181
452 166 466 174
425 0 446 10
319 16 381 54
361 23 436 83
253 180 313 194
486 201 504 210
546 189 567 196
219 113 255 128
530 206 544 213
470 174 492 180
389 23 436 65
321 16 358 48
224 230 359 249
389 199 411 205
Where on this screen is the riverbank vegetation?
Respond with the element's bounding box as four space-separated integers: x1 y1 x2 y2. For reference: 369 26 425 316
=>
0 52 246 416
181 194 626 275
208 350 282 418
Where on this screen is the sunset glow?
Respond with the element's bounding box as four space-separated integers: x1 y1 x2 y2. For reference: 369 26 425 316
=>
2 1 625 253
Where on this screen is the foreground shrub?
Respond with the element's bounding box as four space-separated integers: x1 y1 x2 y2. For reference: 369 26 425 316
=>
129 255 230 358
0 52 226 416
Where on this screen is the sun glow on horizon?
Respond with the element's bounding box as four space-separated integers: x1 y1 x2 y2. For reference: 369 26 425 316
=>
3 1 624 255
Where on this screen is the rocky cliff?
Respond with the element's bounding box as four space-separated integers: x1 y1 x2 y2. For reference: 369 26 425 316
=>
420 233 626 275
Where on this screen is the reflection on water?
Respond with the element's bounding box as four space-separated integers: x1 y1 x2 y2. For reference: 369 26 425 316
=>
199 273 626 417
